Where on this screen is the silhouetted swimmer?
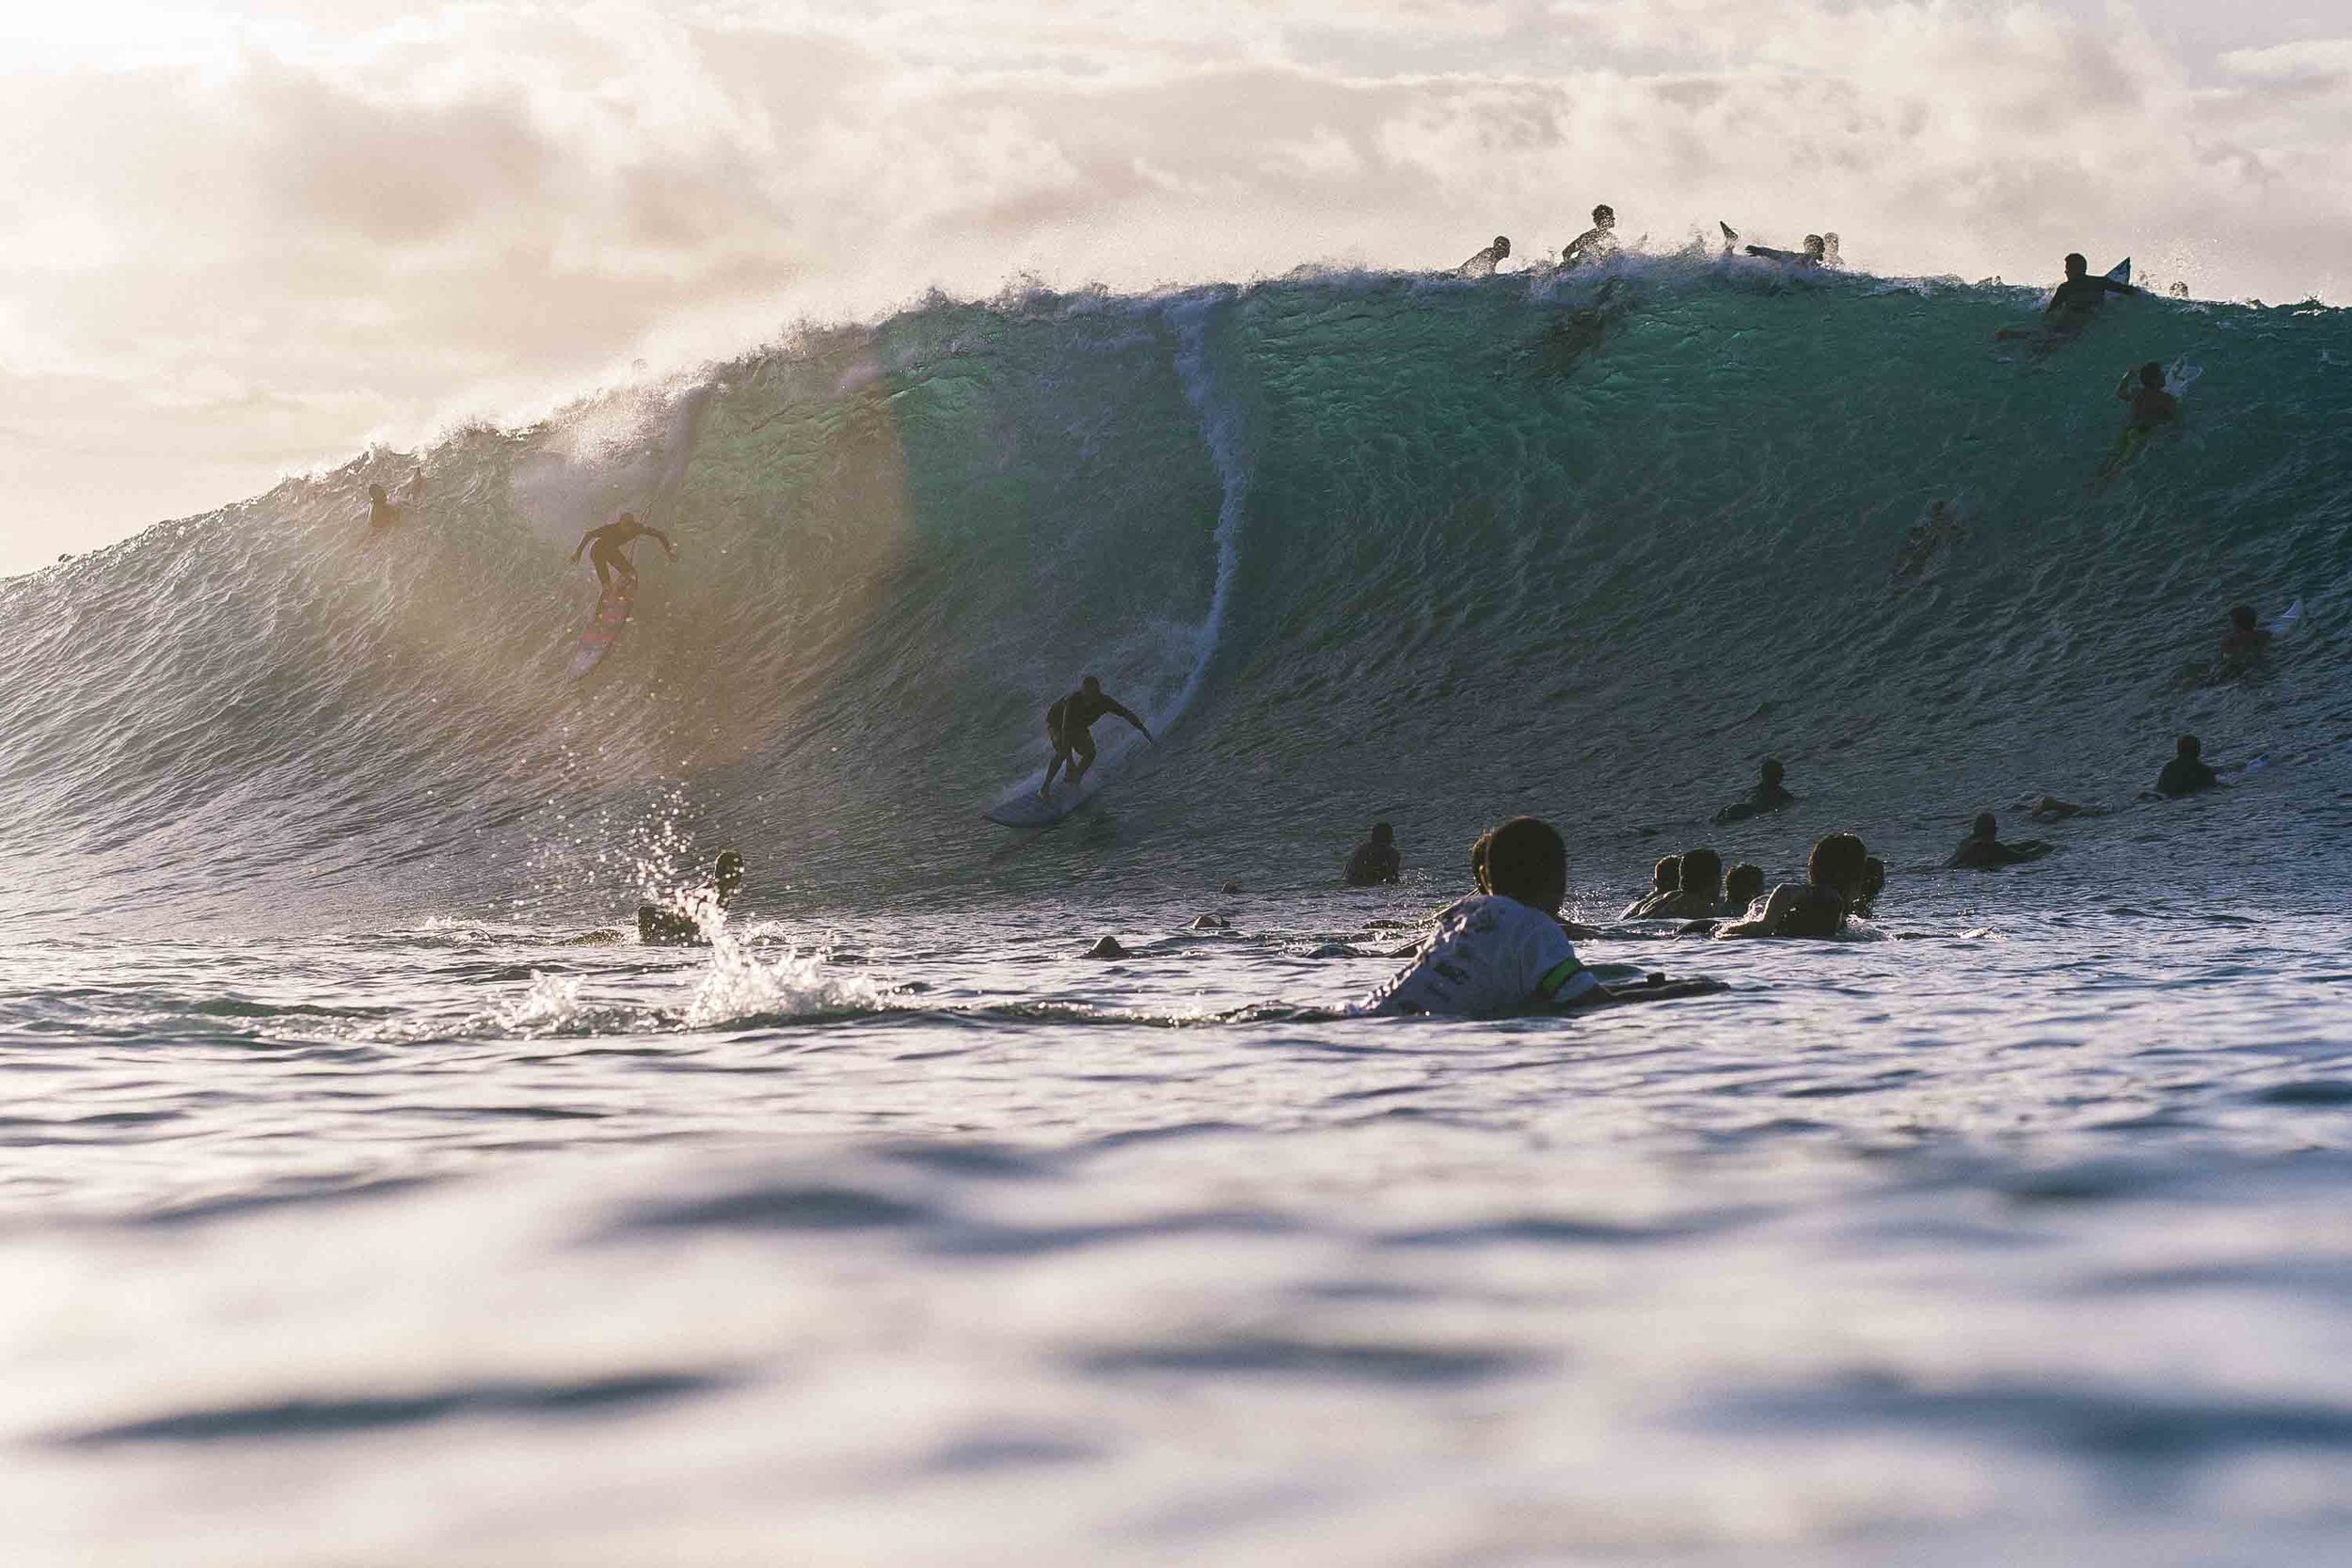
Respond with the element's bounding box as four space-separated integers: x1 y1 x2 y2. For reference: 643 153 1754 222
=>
2217 604 2273 677
1361 817 1613 1016
573 512 675 588
2117 362 2179 431
1623 856 1681 919
1724 863 1765 914
1458 236 1512 278
1716 832 1867 940
1713 758 1796 825
1946 812 2053 870
1345 822 1402 887
1650 847 1724 919
1999 253 2136 344
1561 205 1618 269
1040 675 1153 799
638 850 743 946
366 472 421 529
2153 734 2219 799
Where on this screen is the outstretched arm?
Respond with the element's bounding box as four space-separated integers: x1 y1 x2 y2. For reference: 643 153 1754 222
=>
1110 702 1153 742
570 529 596 562
645 527 676 560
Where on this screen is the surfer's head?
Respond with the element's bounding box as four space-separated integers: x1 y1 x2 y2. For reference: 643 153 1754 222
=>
1725 863 1765 910
1677 847 1723 895
712 850 744 903
2064 253 2088 278
1081 674 1102 694
1650 856 1680 893
1486 816 1567 915
1592 204 1614 228
1971 812 1998 841
1808 832 1868 899
2176 734 2201 759
1760 757 1786 786
2230 604 2257 632
367 483 387 503
1470 830 1494 893
1492 236 1511 257
1804 234 1825 259
2139 362 2165 389
1370 821 1394 847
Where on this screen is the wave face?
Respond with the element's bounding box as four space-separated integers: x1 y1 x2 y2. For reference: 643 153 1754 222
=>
5 265 2349 928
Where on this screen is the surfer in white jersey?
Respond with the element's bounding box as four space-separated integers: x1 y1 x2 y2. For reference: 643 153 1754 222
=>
1359 816 1607 1017
1560 204 1618 269
571 513 675 588
1040 675 1152 799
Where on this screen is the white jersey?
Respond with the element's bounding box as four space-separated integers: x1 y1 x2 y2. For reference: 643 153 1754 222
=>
1359 895 1601 1018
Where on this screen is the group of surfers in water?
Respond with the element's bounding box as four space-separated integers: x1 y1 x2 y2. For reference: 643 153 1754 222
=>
1336 721 2250 1017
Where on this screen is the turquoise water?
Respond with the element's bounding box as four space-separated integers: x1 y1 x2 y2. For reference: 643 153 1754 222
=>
2 261 2349 1561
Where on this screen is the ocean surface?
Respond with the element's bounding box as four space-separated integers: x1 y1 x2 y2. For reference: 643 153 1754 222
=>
4 257 2350 1563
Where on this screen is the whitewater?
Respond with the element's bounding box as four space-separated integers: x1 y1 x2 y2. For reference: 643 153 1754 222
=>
3 258 2350 1564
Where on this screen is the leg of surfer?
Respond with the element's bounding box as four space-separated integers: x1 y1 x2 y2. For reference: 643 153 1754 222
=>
1065 727 1098 790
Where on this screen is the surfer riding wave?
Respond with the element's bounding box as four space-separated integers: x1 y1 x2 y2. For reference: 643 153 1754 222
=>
572 514 675 588
1041 676 1152 800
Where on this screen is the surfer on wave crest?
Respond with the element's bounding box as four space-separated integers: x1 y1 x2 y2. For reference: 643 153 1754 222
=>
1041 675 1152 800
572 513 676 588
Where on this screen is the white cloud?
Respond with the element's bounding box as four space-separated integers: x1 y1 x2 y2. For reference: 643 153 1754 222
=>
2 0 2347 572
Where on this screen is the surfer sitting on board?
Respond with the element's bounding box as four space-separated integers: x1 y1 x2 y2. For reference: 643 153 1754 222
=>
1713 757 1796 826
572 513 675 588
1560 205 1618 269
1998 253 2136 343
1344 822 1402 886
1040 676 1152 800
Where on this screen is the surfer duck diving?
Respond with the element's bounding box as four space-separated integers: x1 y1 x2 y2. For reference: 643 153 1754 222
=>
1041 676 1152 800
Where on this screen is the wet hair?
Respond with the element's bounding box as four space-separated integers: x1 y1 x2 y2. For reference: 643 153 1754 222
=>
2230 604 2257 630
1370 821 1394 846
1492 236 1510 254
1760 757 1786 784
1804 234 1825 256
1650 855 1681 891
1081 674 1102 691
1972 812 1998 839
1470 831 1494 894
2176 734 2201 758
1724 863 1765 907
616 511 638 527
368 483 388 501
2064 252 2087 275
1486 816 1567 912
1593 204 1613 224
1807 832 1868 896
1677 847 1723 893
2139 362 2165 388
712 850 745 904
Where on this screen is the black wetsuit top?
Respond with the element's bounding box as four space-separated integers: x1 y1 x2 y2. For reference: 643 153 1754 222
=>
1344 841 1401 887
1765 882 1848 939
2046 274 2135 324
2155 757 2217 798
1047 689 1140 741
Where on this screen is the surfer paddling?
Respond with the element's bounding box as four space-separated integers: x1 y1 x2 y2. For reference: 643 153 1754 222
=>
1040 676 1152 800
572 513 675 588
366 473 422 530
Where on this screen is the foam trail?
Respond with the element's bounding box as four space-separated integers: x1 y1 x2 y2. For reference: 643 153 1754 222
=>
1159 290 1248 732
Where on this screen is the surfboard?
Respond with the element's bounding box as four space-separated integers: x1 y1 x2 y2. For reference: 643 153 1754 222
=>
2106 258 2132 286
984 761 1120 829
2266 600 2304 637
569 576 637 679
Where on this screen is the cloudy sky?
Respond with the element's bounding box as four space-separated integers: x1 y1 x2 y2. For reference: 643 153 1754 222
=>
3 0 2347 573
